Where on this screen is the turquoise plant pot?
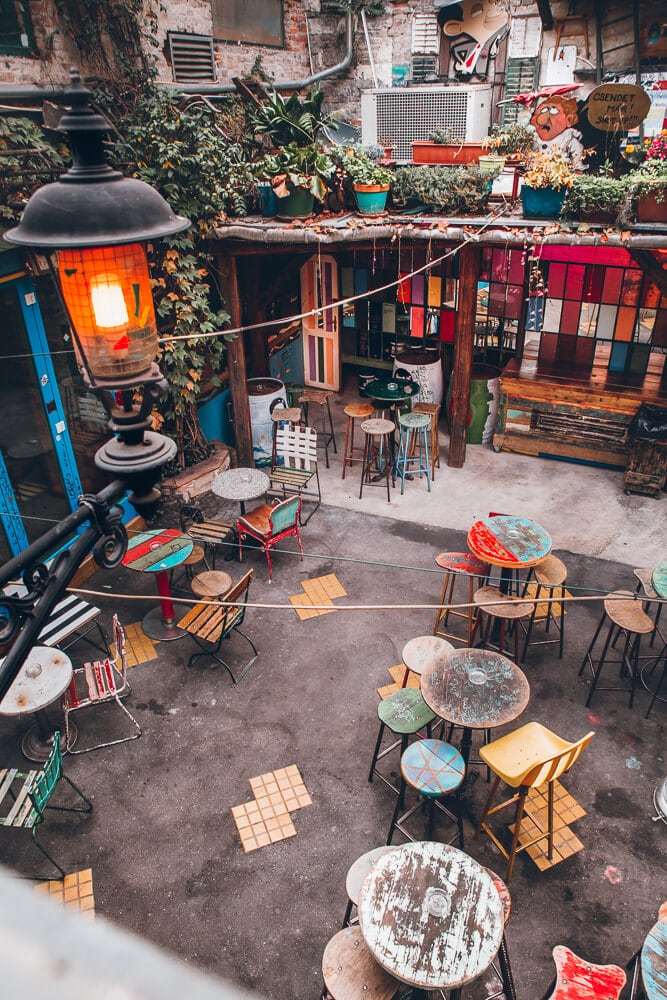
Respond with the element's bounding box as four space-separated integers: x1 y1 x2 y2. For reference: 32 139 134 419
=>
257 182 278 217
521 184 567 219
354 183 390 215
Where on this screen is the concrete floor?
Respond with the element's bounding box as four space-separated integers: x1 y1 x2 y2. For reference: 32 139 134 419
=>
0 376 665 999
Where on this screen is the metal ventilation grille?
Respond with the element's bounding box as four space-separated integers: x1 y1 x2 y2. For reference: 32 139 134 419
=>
412 56 438 82
375 90 470 161
168 33 216 83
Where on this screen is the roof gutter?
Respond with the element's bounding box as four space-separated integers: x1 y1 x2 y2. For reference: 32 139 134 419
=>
0 12 353 106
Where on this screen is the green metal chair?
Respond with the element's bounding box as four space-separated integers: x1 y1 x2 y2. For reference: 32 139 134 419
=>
0 731 93 878
237 495 304 581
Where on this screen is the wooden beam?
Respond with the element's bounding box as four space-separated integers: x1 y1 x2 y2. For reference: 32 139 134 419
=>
535 0 554 31
448 242 482 469
217 254 254 467
629 249 667 299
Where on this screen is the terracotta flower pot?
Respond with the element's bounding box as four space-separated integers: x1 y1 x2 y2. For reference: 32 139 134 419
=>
411 142 485 165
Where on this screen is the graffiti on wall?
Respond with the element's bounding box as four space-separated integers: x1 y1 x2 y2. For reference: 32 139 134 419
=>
436 0 510 78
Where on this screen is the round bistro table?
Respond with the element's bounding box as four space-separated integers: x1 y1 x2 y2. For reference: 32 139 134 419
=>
363 377 420 410
468 514 552 600
421 646 530 773
358 840 504 999
122 528 193 641
0 645 75 761
211 467 270 515
642 912 667 998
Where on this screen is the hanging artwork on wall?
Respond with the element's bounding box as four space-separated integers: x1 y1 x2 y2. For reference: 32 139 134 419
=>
435 0 510 78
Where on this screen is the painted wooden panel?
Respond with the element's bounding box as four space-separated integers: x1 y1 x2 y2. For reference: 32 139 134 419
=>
300 256 340 391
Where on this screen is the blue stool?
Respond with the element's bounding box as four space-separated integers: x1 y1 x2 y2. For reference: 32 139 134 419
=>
368 687 436 793
387 738 465 847
393 411 431 494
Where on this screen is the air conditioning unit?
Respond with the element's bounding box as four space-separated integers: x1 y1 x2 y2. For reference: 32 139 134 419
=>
361 86 492 163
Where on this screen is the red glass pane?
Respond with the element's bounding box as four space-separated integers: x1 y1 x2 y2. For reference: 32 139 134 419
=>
602 268 623 304
565 264 585 300
547 262 566 299
583 266 604 303
560 299 581 334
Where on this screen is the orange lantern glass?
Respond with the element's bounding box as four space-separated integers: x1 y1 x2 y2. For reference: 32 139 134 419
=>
58 242 158 384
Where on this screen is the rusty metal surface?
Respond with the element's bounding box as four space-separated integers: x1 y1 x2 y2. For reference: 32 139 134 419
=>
357 841 504 990
421 647 530 731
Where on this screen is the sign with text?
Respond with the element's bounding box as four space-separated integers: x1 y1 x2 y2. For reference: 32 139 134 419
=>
586 84 651 132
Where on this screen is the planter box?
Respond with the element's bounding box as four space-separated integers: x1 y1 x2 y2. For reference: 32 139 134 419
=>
411 142 485 165
636 192 667 223
521 185 567 220
161 440 232 503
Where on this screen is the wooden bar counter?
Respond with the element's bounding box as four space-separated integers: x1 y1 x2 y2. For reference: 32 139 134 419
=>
493 359 667 468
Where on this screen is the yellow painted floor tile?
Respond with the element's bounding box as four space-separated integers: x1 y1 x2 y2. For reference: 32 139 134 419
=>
233 765 312 852
120 622 159 667
289 594 335 619
34 868 95 917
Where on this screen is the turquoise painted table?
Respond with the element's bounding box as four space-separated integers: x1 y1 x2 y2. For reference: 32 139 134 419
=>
122 528 193 641
364 377 420 407
642 915 667 998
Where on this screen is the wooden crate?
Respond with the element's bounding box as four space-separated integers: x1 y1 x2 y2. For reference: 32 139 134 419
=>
624 439 667 497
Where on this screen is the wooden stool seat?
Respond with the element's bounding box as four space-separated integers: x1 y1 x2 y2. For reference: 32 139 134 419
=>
299 387 337 468
471 586 532 665
183 544 206 566
342 402 374 480
545 945 625 999
270 406 301 424
604 590 654 633
436 551 489 576
321 927 398 1000
534 554 567 588
368 687 436 793
387 738 465 846
580 590 654 709
342 845 397 926
191 570 233 598
401 634 453 687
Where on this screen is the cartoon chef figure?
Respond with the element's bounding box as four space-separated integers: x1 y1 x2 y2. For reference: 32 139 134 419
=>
530 94 585 169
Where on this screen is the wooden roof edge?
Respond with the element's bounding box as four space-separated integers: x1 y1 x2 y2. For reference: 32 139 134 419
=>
210 219 667 251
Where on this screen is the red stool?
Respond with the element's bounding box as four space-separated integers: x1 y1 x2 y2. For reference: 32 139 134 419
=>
433 551 489 646
543 945 626 1000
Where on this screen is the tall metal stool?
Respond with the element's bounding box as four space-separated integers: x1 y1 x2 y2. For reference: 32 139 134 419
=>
433 551 490 646
412 401 441 481
482 867 517 1000
341 401 373 480
341 845 397 927
521 553 568 661
320 927 398 1000
359 418 394 502
169 543 207 592
387 738 465 847
298 387 337 468
368 687 437 793
393 411 431 495
633 566 664 648
578 590 654 709
644 641 667 718
470 586 532 666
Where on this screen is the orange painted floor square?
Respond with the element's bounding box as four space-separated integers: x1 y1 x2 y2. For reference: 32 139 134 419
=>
117 622 159 667
232 765 312 853
377 663 420 699
290 574 346 619
34 867 95 917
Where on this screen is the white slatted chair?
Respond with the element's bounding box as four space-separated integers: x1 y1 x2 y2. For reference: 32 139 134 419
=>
61 615 141 754
2 582 109 657
269 424 321 525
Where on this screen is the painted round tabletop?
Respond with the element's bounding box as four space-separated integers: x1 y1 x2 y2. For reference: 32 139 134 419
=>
421 647 530 731
652 562 667 600
122 529 193 573
211 467 270 503
642 917 667 999
364 377 420 403
0 646 72 717
358 841 504 991
468 515 552 569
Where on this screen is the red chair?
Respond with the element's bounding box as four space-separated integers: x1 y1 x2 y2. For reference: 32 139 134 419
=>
543 945 626 999
237 495 303 582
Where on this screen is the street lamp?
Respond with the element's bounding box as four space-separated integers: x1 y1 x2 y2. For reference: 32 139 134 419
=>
0 68 190 697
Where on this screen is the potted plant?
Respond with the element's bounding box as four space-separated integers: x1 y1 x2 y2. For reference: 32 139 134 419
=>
332 145 393 214
562 167 629 224
250 87 338 148
412 128 485 165
480 122 535 172
520 150 576 219
627 136 667 222
262 143 335 218
391 164 494 215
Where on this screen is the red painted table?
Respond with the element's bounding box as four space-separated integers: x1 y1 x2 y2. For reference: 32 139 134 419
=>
468 514 552 601
122 529 193 641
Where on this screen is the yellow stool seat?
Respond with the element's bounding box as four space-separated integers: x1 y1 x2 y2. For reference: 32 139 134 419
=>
479 721 580 787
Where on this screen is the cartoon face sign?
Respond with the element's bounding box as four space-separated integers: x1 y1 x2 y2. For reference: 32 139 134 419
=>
439 0 509 76
530 96 579 142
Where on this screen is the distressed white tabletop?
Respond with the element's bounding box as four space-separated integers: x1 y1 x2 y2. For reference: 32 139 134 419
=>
358 841 504 991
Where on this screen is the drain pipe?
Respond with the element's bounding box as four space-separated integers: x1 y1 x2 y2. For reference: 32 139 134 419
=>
0 11 353 105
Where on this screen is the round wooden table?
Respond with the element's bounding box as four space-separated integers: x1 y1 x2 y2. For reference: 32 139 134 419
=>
358 841 504 999
0 645 75 761
468 515 551 591
122 528 193 641
421 646 530 771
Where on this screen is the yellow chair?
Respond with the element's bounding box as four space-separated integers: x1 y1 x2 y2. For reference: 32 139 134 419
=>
476 722 594 882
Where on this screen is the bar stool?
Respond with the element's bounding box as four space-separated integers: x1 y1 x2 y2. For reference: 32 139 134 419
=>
400 634 454 688
368 687 437 793
359 418 394 502
320 927 398 1000
169 544 207 592
543 946 626 1000
341 401 374 480
393 411 431 495
270 398 301 466
521 554 568 661
578 590 654 709
433 551 490 646
633 566 664 648
190 569 233 599
298 387 337 468
387 738 465 847
341 845 397 927
644 641 666 718
412 400 440 481
470 586 532 666
482 867 517 1000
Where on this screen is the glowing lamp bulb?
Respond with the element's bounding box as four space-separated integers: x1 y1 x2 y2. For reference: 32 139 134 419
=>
91 279 130 329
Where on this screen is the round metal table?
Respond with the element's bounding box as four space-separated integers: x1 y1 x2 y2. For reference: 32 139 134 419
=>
122 528 193 641
0 645 75 761
211 467 270 515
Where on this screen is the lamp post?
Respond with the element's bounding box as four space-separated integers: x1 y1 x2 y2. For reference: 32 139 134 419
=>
0 68 190 698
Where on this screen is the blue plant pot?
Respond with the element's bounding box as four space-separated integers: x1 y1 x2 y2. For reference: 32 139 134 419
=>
521 185 567 219
257 182 278 217
354 183 390 215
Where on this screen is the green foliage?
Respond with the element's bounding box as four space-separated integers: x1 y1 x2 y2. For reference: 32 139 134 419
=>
482 123 534 157
0 116 66 222
627 156 667 200
258 143 335 199
562 173 629 218
321 0 386 14
391 165 493 214
251 88 338 147
330 144 392 185
427 128 457 144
